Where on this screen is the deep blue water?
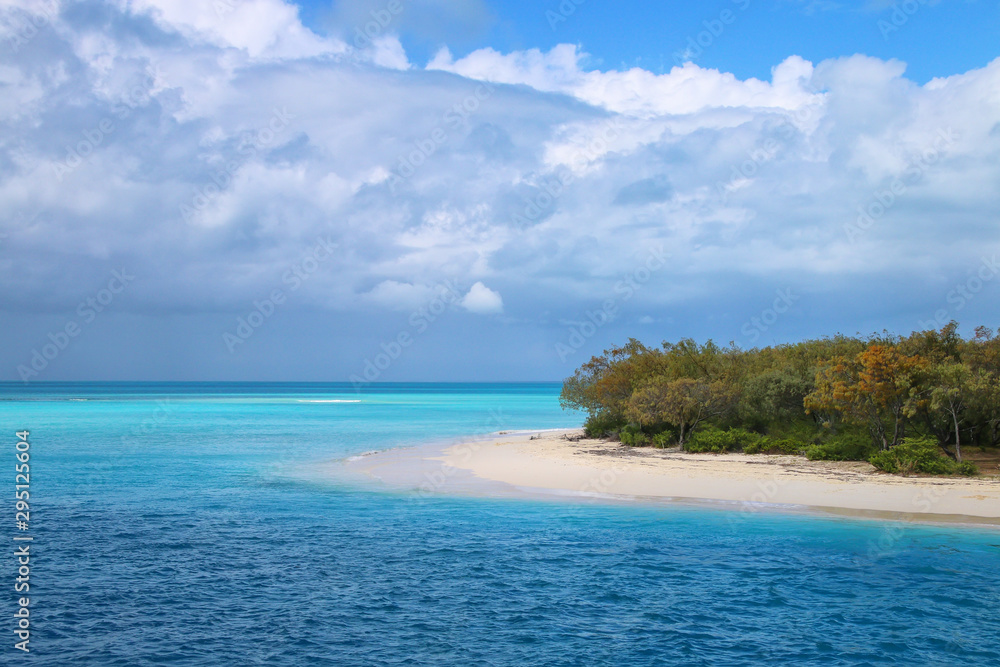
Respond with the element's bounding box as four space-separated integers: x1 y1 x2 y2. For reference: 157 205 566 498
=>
2 382 999 665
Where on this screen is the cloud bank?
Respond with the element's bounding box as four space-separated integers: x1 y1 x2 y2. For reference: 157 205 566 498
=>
1 0 999 380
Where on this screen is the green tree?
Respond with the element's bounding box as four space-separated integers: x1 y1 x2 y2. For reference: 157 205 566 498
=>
926 360 972 461
626 377 735 447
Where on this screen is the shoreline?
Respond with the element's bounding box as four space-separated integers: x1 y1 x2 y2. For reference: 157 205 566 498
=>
341 428 1000 526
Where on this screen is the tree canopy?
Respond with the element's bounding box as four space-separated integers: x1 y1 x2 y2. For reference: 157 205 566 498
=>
561 323 999 471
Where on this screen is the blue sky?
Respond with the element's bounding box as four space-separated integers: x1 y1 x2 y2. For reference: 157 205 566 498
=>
296 0 1000 82
1 0 999 382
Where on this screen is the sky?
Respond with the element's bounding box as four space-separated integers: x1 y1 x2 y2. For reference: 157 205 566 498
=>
0 0 999 383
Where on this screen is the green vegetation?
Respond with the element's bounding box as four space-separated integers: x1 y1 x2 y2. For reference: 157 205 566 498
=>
560 323 999 476
868 437 978 476
804 434 874 461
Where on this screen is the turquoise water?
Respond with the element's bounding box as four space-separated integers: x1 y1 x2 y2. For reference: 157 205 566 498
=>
2 382 999 665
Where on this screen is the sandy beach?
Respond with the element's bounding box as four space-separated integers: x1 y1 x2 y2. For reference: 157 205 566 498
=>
344 428 1000 524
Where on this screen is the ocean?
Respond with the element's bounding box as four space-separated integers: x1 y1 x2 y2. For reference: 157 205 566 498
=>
3 382 999 665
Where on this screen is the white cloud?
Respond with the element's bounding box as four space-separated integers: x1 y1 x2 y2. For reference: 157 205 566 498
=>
428 45 821 118
1 3 999 359
460 282 503 314
368 35 409 70
122 0 345 60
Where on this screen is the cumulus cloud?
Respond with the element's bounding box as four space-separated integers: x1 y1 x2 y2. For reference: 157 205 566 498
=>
460 282 503 314
429 45 821 117
123 0 345 60
1 0 999 379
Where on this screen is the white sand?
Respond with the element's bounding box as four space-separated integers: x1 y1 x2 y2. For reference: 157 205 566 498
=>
344 429 1000 523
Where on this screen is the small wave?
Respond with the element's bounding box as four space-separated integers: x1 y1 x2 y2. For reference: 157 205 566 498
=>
345 450 381 462
296 399 362 403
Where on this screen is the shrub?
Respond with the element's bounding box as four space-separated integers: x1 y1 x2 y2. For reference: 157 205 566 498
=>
765 420 827 447
742 437 806 455
957 460 979 476
652 432 674 448
869 437 960 475
584 413 626 439
770 438 807 455
685 427 766 453
868 449 899 474
805 434 875 461
619 424 650 446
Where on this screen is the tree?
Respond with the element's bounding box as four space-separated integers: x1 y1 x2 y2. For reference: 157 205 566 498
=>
926 361 972 461
739 367 813 427
966 369 1000 448
805 344 927 450
627 377 735 447
560 339 653 418
962 326 1000 448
